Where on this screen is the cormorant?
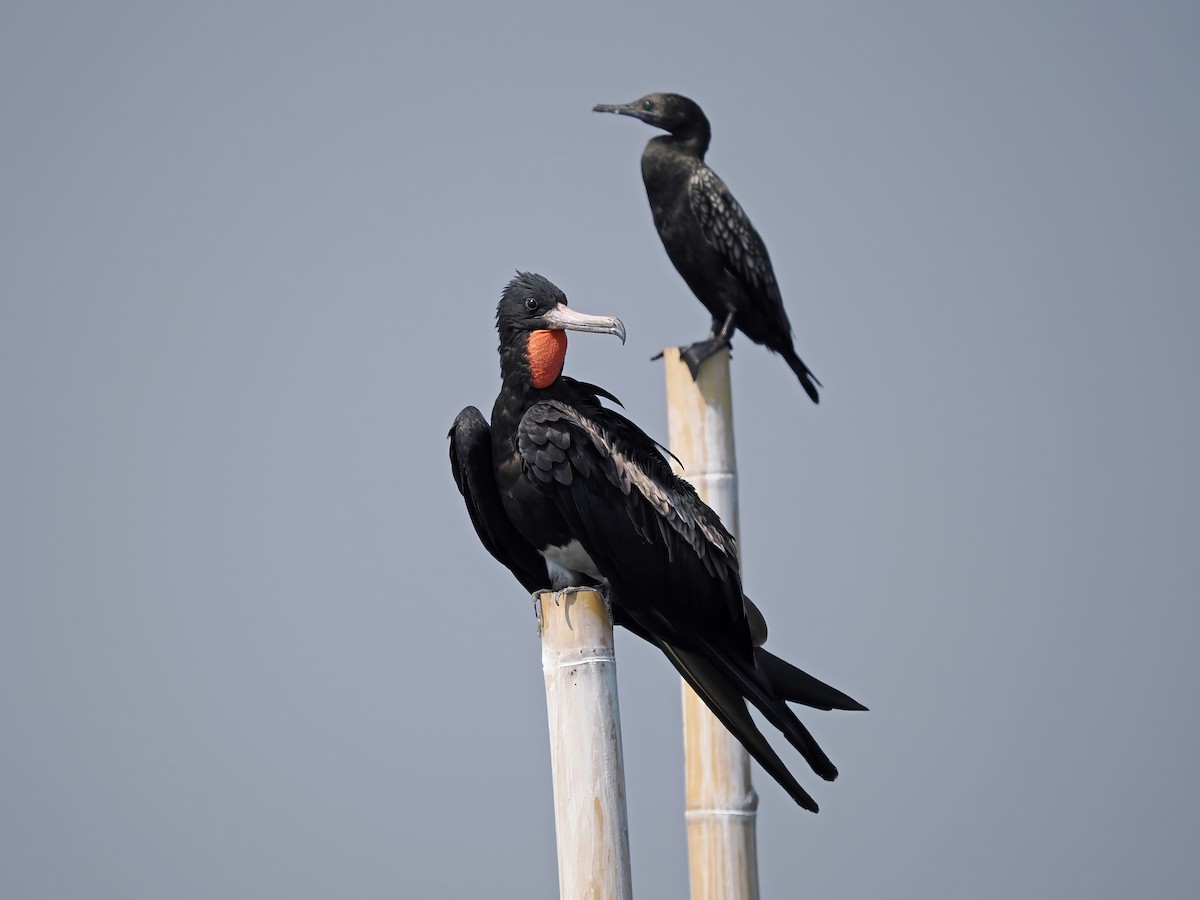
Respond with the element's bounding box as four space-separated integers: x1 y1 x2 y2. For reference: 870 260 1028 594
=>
449 272 863 811
593 92 822 403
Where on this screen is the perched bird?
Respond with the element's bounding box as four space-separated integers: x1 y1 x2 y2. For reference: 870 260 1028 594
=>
593 92 822 402
449 272 863 811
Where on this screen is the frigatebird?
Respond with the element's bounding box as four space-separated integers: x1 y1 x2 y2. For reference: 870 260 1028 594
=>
593 92 822 403
448 272 863 811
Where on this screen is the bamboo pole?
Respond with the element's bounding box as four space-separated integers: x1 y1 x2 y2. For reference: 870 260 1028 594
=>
537 588 634 900
662 347 760 900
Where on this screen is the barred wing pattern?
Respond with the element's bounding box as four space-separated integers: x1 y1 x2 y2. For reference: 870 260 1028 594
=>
688 165 792 335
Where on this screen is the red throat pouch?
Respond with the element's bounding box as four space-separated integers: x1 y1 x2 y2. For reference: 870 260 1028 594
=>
528 329 568 389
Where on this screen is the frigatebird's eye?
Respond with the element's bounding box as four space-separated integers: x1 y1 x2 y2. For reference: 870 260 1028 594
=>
642 99 654 111
524 297 538 311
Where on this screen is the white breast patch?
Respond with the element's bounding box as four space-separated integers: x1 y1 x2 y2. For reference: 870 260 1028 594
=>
540 539 605 588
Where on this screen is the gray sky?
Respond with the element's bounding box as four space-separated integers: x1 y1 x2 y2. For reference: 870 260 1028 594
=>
3 2 1198 898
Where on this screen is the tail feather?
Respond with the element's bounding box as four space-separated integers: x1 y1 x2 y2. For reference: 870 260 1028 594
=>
784 351 821 404
757 648 868 712
615 610 859 809
710 642 839 782
662 642 820 812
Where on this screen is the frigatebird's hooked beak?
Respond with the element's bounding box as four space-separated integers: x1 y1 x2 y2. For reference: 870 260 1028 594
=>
541 303 626 344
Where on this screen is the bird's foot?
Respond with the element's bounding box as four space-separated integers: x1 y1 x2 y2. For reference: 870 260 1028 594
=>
654 338 733 375
532 586 612 634
532 591 546 636
679 339 728 380
554 584 605 600
679 346 705 380
530 588 561 637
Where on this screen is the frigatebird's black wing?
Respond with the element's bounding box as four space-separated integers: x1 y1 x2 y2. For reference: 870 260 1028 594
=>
448 406 548 594
687 166 789 330
517 397 747 635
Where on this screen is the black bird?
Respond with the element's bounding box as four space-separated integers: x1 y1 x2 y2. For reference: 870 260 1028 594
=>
593 92 822 403
449 272 863 811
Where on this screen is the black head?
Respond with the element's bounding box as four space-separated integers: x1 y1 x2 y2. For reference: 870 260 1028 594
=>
593 92 710 140
497 272 566 333
496 272 625 343
496 272 626 389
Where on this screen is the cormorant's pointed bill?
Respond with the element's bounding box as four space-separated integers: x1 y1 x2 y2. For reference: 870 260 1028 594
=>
540 303 626 344
593 100 661 126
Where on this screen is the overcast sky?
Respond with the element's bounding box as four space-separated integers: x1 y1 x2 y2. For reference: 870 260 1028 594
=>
3 2 1198 898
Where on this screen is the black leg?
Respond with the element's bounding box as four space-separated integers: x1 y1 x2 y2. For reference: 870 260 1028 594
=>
679 311 736 379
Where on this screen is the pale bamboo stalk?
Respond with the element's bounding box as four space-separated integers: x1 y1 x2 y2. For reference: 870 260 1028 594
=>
537 588 634 900
663 347 760 900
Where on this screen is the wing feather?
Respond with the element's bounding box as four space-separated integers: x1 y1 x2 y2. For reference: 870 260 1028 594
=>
448 407 547 593
688 166 791 334
518 399 747 632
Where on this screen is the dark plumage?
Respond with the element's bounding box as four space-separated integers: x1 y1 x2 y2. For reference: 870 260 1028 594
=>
593 92 822 402
448 272 863 811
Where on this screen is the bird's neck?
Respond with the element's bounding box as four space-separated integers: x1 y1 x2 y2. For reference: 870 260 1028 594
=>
497 340 533 390
642 137 706 192
494 339 559 424
650 127 710 159
491 366 530 442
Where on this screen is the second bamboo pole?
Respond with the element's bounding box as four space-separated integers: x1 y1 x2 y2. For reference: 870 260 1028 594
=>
663 347 760 900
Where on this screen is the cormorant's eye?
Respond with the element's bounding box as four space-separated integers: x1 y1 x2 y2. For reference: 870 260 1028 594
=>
642 100 654 111
524 297 538 311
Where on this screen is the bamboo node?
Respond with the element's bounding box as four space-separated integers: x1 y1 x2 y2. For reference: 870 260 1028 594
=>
542 652 616 671
684 808 758 819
